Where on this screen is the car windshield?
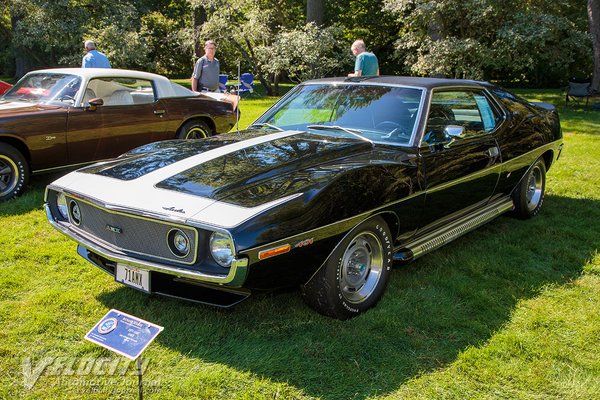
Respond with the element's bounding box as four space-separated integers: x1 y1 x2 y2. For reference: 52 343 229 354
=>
1 73 82 106
255 83 424 145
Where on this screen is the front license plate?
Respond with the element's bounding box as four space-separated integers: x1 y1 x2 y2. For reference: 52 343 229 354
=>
115 264 150 293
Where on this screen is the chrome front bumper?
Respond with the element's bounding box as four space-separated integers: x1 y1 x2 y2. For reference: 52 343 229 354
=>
45 204 249 287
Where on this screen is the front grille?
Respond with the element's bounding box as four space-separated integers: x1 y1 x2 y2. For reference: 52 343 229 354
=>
66 196 198 265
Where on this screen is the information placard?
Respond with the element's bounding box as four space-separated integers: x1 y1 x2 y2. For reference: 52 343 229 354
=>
85 309 163 360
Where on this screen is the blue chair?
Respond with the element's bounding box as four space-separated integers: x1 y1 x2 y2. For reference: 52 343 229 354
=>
238 73 254 94
218 74 228 93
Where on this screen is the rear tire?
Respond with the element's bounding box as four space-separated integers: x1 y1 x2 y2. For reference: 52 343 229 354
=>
0 143 29 201
512 158 546 219
177 120 213 139
302 216 393 319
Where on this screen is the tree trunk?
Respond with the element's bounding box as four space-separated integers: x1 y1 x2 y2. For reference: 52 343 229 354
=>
192 6 207 58
11 13 31 79
307 0 324 26
589 0 600 92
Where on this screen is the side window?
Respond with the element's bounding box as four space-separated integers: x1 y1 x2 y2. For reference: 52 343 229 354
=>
424 90 500 144
84 78 156 107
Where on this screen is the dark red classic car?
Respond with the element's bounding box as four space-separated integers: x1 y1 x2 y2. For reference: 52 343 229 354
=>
0 68 237 201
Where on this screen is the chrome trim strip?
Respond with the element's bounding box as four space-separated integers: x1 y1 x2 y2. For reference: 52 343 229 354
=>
33 160 97 174
425 164 502 194
422 140 561 196
46 205 248 286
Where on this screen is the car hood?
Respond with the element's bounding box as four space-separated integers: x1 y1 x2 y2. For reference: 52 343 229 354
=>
0 100 62 116
50 129 373 228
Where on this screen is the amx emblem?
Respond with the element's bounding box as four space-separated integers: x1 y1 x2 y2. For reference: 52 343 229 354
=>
106 225 123 234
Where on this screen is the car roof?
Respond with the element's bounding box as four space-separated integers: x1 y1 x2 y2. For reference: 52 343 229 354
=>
27 68 168 82
304 76 490 89
23 68 188 98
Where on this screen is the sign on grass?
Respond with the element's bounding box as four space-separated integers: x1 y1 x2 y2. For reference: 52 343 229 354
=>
85 309 163 360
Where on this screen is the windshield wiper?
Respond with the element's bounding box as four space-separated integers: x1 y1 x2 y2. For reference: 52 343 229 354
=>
307 125 370 142
248 122 284 131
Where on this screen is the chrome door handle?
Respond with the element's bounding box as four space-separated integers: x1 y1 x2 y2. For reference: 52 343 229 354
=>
154 110 165 117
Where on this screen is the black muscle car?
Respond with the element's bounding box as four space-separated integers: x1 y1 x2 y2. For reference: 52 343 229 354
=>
45 76 563 319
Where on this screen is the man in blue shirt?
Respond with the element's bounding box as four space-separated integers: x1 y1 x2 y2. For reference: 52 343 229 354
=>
82 40 111 68
348 40 379 77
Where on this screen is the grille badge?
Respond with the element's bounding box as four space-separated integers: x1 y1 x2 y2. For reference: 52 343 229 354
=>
106 224 123 234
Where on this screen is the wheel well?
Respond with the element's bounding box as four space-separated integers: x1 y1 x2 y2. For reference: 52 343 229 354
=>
376 212 400 239
542 150 553 171
0 137 30 165
178 117 216 135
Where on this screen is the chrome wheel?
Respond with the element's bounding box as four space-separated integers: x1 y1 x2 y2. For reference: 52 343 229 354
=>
0 154 18 198
339 231 384 304
526 165 544 212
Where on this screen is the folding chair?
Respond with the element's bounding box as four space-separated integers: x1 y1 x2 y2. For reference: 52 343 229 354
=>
218 74 228 93
565 77 592 108
238 73 254 94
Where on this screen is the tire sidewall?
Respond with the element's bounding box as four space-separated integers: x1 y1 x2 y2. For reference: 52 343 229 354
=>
178 120 211 139
516 159 546 218
0 144 28 201
327 217 393 318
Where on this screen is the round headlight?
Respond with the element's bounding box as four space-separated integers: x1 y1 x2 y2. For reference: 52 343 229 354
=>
56 192 68 219
168 229 190 257
209 231 234 268
69 200 81 225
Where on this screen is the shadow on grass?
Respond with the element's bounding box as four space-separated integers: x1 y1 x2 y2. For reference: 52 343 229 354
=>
95 194 600 399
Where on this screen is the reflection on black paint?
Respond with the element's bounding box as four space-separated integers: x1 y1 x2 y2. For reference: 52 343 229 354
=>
78 131 265 181
156 132 372 200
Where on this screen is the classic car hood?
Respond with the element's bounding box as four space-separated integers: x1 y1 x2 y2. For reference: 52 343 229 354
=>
51 129 373 228
0 100 62 115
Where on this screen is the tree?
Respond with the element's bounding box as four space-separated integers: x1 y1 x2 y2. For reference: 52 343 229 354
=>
384 0 591 85
590 0 600 91
193 0 305 95
307 0 324 25
257 23 347 83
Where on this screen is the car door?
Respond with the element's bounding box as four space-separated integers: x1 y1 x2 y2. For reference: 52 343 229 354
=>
418 89 504 227
66 77 169 165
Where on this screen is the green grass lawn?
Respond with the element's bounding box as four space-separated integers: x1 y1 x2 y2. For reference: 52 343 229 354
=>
0 89 599 399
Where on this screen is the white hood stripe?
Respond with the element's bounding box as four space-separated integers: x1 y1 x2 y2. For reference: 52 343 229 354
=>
53 130 306 227
135 130 304 185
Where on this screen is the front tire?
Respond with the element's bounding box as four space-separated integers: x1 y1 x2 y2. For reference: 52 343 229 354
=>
512 158 546 219
0 143 29 201
177 120 213 139
302 216 393 319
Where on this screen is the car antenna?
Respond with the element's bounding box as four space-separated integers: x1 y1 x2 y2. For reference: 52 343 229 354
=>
236 61 241 132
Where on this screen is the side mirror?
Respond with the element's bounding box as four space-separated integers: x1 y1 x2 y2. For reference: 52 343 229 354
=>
444 125 465 139
442 125 465 149
86 98 103 111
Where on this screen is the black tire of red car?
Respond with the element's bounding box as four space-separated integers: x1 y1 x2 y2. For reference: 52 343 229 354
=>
512 158 546 219
0 143 29 202
302 216 393 320
178 120 214 139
